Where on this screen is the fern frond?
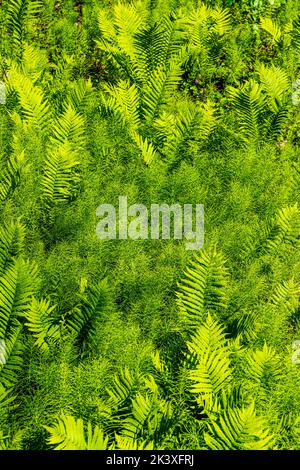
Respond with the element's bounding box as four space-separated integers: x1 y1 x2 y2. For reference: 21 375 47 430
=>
186 315 232 406
131 131 157 165
103 80 141 130
67 280 109 352
113 1 148 60
266 204 300 252
142 62 182 122
0 327 24 388
8 64 51 132
6 0 43 51
0 151 26 203
204 403 274 450
121 392 173 446
107 367 139 408
21 43 48 82
41 142 80 209
186 314 230 361
257 64 289 112
260 17 282 43
0 220 25 277
24 298 60 351
271 279 300 315
65 78 94 112
189 351 232 408
50 105 86 150
228 80 266 141
177 248 229 330
244 343 282 385
211 8 231 35
0 258 38 338
45 415 108 450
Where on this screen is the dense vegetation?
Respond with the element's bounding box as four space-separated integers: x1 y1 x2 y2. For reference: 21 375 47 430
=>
1 0 300 450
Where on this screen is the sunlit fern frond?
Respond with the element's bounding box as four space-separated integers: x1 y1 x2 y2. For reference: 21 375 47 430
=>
20 43 48 82
211 7 231 35
107 367 140 409
257 64 289 112
44 415 108 450
50 104 86 151
24 298 60 351
198 100 218 141
121 392 174 447
186 313 230 361
131 131 157 165
142 62 182 122
65 78 94 112
204 402 275 450
260 17 282 43
244 343 282 386
186 5 211 47
8 63 51 132
0 151 26 203
113 1 148 60
270 279 300 316
185 314 232 408
103 80 141 131
266 204 300 252
0 258 38 338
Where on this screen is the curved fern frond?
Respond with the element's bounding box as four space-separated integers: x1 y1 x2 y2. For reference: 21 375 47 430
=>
271 279 300 315
244 343 282 385
21 43 48 82
266 204 300 253
113 1 148 60
186 315 232 408
260 17 282 43
183 313 233 410
131 131 157 165
257 64 289 112
24 298 60 351
204 403 275 450
107 367 139 408
0 151 26 203
65 78 94 112
44 415 108 450
186 314 230 361
121 392 174 447
211 8 231 35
